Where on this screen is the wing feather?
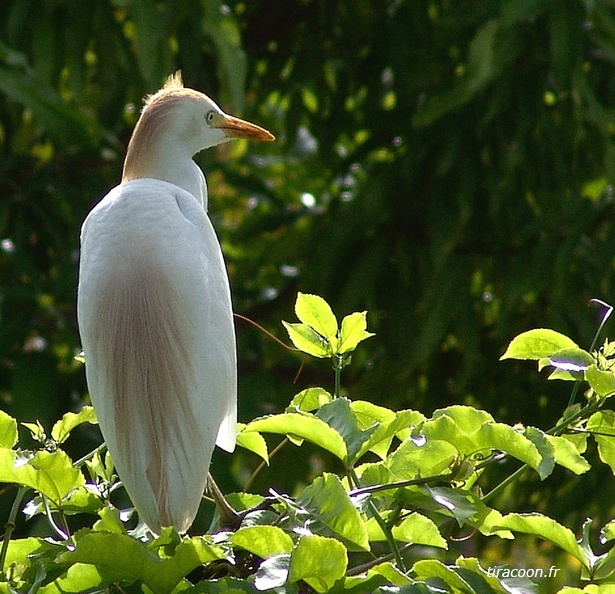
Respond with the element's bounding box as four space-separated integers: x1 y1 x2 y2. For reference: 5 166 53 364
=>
77 180 236 533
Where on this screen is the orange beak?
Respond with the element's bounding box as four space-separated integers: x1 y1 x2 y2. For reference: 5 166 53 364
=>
218 114 275 142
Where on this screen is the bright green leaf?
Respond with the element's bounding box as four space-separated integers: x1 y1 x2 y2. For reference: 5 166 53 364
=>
245 413 347 461
283 321 330 358
342 561 412 590
338 311 374 354
231 526 294 558
51 406 97 443
39 563 106 593
297 473 370 552
494 513 587 567
236 425 269 464
420 406 543 476
587 411 615 475
601 519 615 543
545 434 591 475
548 348 594 373
500 329 578 361
0 448 84 505
289 535 347 593
289 387 333 412
367 512 447 548
386 438 457 480
0 409 18 448
295 292 338 341
412 559 476 591
58 531 226 594
585 365 615 398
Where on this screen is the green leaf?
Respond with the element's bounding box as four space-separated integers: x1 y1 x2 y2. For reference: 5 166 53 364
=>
39 563 107 593
297 473 369 551
412 559 477 592
0 409 18 448
338 311 374 354
494 513 587 568
545 434 591 475
283 322 330 358
245 413 347 461
316 398 373 464
294 292 338 342
236 425 269 463
587 411 615 474
254 554 290 591
289 535 347 593
57 531 227 594
386 438 458 479
51 406 97 443
426 486 478 527
231 526 294 558
420 406 544 476
585 365 615 398
357 409 426 460
289 387 333 412
0 448 84 505
548 348 594 374
366 512 447 549
456 557 521 594
601 519 615 543
500 329 578 361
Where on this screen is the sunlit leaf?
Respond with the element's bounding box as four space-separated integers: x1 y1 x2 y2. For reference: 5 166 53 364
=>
494 513 587 567
338 311 374 354
236 425 269 463
585 365 615 398
297 473 369 552
366 512 447 549
282 322 330 358
254 554 290 591
545 434 590 475
294 293 338 341
57 531 227 593
0 409 18 448
231 526 294 558
500 329 578 361
244 413 347 461
386 438 457 480
587 411 615 475
0 448 84 505
51 406 97 443
289 535 347 593
288 387 333 412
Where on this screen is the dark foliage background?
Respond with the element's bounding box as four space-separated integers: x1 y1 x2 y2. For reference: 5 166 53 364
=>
2 0 615 542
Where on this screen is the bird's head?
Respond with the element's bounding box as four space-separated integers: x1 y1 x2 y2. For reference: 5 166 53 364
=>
123 72 274 184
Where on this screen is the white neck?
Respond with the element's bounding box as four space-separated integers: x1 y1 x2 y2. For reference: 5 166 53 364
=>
123 148 208 210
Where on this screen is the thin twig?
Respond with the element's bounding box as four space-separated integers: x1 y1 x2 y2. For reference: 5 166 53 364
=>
233 313 301 353
0 486 27 575
244 437 290 492
348 468 406 573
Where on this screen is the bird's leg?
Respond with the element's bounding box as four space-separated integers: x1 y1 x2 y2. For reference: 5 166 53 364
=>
206 473 240 528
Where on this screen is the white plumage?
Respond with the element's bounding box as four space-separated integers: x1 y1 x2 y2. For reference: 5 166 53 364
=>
77 73 274 533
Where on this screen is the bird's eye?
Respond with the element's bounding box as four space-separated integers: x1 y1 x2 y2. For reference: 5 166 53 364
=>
206 111 216 124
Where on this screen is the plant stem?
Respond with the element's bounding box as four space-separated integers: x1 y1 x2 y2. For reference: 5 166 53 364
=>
334 356 342 398
0 486 27 575
481 401 599 504
348 467 406 573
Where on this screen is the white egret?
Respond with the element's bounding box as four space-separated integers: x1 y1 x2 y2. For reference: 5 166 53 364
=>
77 73 274 534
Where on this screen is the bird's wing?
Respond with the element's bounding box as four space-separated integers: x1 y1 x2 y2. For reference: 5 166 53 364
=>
77 179 237 534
